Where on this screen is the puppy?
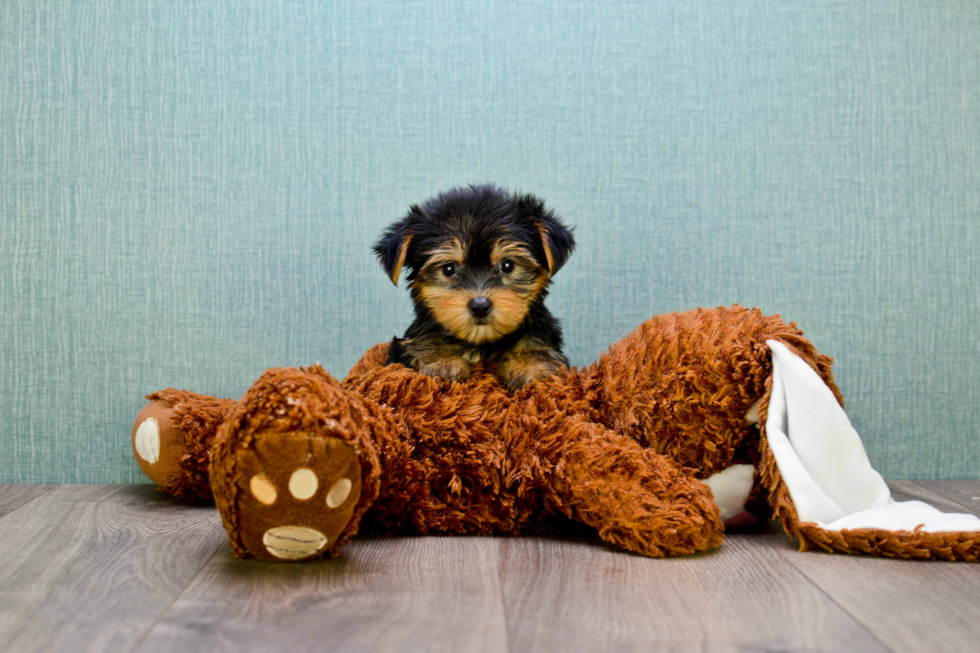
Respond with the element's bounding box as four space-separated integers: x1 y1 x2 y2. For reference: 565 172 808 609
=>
374 185 575 391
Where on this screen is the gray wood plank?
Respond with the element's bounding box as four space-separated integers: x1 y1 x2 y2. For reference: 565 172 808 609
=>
0 483 56 518
773 480 980 653
133 535 509 653
498 528 890 653
887 480 978 514
0 484 226 653
4 481 978 653
906 480 980 515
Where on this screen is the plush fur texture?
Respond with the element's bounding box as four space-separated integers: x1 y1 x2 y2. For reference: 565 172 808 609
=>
209 366 383 558
132 305 980 562
757 421 980 561
136 390 237 500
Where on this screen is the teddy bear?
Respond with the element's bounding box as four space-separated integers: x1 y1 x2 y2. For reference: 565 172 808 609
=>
131 305 980 562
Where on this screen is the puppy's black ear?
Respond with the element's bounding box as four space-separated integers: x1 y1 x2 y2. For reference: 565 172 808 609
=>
374 209 417 286
517 194 575 276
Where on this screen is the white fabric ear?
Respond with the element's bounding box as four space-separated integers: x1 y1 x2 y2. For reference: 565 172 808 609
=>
764 339 980 533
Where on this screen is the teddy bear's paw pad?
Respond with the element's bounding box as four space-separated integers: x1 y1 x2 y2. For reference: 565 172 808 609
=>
261 526 329 560
132 400 187 490
233 434 362 561
135 417 160 463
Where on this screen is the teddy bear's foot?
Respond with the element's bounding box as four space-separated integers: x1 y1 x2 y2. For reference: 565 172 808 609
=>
228 432 364 561
548 417 725 557
131 390 238 500
208 366 382 561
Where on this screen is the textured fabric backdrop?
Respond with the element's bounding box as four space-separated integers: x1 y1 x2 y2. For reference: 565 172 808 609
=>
2 0 978 483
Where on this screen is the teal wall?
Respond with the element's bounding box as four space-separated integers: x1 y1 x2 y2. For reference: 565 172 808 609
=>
2 1 978 483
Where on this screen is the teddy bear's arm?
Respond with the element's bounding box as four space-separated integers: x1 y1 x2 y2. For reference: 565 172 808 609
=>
541 416 724 557
132 389 238 500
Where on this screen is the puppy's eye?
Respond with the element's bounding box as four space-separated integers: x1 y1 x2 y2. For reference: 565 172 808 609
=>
441 263 457 277
500 259 514 274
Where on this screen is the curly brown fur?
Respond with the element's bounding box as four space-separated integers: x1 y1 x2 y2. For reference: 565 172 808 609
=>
335 355 722 556
374 185 575 391
136 305 980 562
139 390 238 500
209 365 383 559
750 350 980 560
588 305 835 478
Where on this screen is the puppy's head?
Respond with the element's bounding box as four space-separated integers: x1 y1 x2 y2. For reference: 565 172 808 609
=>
374 185 575 344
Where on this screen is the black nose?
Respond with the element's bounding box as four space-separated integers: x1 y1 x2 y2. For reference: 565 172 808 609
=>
468 297 492 318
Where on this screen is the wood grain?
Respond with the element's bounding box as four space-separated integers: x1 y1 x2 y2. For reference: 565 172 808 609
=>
1 481 979 652
133 535 510 653
0 483 56 518
905 480 980 515
774 480 980 653
0 484 226 653
499 528 890 653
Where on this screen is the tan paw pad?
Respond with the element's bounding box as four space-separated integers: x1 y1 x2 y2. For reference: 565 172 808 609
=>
288 468 319 500
326 478 352 508
250 474 278 505
233 434 364 561
262 526 328 560
134 418 161 464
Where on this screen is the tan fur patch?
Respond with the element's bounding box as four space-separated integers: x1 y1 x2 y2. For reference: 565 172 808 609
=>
415 284 531 344
417 354 471 382
535 223 555 275
496 336 567 391
481 287 533 338
497 355 560 391
526 274 549 297
491 240 534 266
420 238 466 273
416 270 548 344
396 335 474 382
390 234 413 286
417 285 475 339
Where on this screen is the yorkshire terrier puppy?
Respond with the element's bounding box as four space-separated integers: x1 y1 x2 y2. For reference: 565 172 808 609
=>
374 185 575 391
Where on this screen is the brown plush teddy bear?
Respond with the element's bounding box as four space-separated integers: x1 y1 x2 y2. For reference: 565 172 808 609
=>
132 306 980 562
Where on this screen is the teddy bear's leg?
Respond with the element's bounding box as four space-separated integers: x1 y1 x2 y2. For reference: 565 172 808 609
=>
587 305 831 479
536 416 724 557
758 339 980 560
208 365 382 561
132 390 238 500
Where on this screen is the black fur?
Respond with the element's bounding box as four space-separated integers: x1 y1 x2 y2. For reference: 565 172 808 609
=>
374 185 575 390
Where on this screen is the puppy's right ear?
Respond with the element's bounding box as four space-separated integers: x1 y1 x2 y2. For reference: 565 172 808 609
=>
374 211 416 286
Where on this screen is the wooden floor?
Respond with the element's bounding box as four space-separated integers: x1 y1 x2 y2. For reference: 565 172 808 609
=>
0 481 978 652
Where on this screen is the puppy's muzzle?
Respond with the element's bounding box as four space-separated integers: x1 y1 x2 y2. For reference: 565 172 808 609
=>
468 296 493 318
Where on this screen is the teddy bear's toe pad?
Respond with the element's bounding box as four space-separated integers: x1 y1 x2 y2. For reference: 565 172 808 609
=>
233 433 362 561
262 526 329 560
134 417 160 463
132 400 188 491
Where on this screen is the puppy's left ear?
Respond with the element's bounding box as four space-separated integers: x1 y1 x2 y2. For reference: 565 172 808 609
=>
374 210 417 286
519 195 575 275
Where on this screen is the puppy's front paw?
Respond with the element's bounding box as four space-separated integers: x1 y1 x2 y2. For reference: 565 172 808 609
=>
418 356 471 383
497 353 563 392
